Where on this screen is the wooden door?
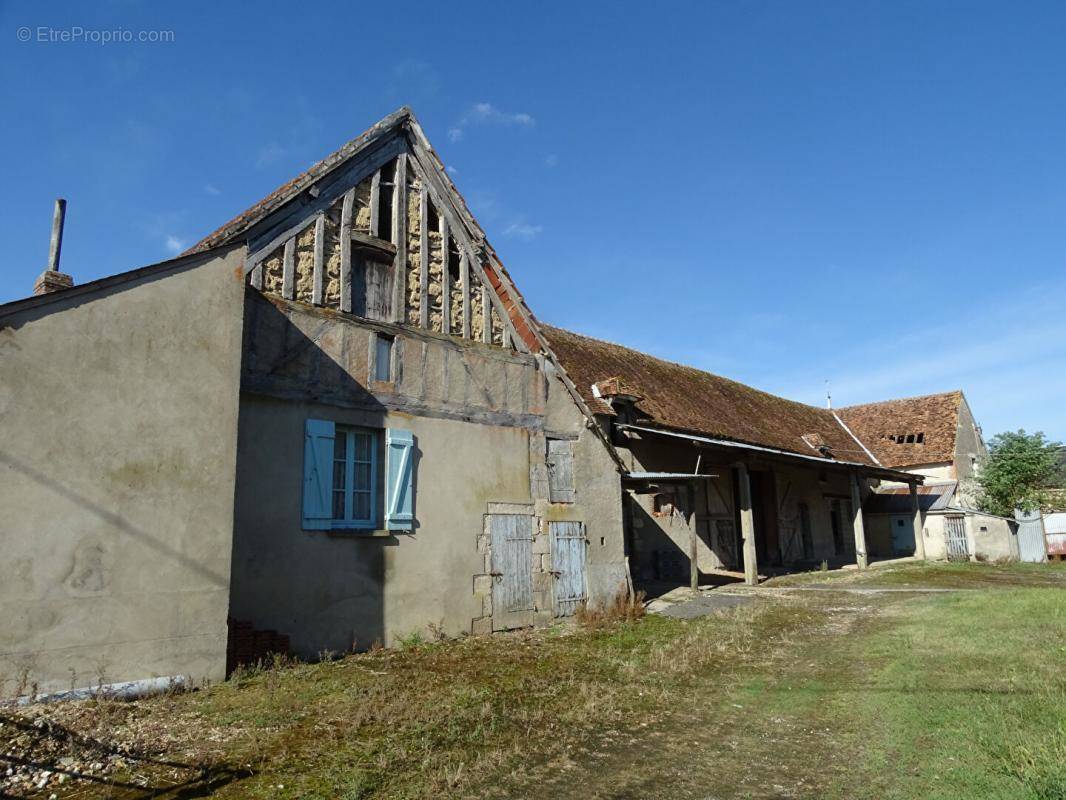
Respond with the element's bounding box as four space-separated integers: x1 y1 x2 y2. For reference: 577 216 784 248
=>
489 514 534 630
945 515 969 561
550 521 587 617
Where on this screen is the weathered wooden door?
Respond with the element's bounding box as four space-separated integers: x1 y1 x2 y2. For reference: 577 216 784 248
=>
489 514 534 630
945 515 969 561
550 521 587 617
890 515 916 555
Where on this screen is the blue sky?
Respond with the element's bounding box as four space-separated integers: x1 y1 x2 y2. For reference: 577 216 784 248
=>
3 1 1065 440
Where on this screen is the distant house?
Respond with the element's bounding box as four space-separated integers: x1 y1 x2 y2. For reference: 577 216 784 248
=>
837 392 1019 561
837 390 987 487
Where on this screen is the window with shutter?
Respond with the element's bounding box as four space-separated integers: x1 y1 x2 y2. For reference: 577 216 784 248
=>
304 418 380 531
546 438 575 504
302 419 335 530
385 429 415 530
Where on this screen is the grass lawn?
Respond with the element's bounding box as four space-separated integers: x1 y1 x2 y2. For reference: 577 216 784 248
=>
2 562 1064 799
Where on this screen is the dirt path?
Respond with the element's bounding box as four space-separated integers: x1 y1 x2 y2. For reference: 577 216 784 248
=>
482 593 891 800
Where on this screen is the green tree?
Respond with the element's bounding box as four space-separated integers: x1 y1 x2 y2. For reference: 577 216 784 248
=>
973 430 1063 516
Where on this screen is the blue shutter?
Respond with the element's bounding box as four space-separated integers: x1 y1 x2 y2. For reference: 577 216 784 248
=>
385 429 414 530
302 419 335 530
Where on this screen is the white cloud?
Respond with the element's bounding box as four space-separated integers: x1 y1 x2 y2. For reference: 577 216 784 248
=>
204 184 221 196
503 220 543 241
445 165 459 176
448 102 535 143
164 235 186 254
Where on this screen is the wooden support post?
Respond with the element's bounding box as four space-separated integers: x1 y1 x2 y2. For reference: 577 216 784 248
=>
738 462 758 586
909 482 927 560
440 216 450 334
391 154 407 324
481 284 492 344
369 169 381 238
250 261 263 290
851 472 869 570
281 237 295 300
312 214 325 306
689 481 699 593
418 187 429 329
461 249 471 339
339 189 354 312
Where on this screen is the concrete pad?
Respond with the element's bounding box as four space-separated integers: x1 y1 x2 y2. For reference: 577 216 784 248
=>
649 593 753 620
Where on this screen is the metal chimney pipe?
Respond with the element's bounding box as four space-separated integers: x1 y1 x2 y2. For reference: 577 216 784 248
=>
48 198 67 272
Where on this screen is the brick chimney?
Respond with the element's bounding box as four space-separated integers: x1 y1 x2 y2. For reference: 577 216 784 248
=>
33 199 74 296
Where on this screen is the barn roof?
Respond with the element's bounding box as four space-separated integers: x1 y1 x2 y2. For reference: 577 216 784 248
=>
541 325 879 466
837 391 963 468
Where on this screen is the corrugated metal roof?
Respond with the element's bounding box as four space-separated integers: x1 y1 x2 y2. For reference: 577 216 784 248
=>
1045 511 1066 535
865 482 957 514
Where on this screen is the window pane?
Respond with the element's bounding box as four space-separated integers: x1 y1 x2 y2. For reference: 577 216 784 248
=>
335 430 347 460
353 491 371 521
354 462 372 492
333 458 346 491
353 432 372 462
375 336 393 381
332 490 346 520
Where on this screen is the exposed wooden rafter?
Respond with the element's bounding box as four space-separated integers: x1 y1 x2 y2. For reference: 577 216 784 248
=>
391 153 408 324
312 213 325 306
282 237 295 300
339 189 354 313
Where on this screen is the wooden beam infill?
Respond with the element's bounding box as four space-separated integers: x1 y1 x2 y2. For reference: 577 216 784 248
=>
418 186 429 329
312 213 325 306
404 151 526 350
339 189 354 313
391 153 408 324
440 215 450 335
461 249 471 339
245 137 403 266
281 237 296 300
250 261 264 290
369 169 381 239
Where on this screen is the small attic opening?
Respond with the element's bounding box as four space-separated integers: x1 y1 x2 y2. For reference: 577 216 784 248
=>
447 236 461 284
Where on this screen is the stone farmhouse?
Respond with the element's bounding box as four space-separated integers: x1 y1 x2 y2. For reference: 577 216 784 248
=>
1 108 987 697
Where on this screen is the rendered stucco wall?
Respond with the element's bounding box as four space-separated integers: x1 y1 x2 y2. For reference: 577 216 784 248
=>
968 514 1018 562
0 247 247 694
541 362 626 607
230 396 531 652
230 295 626 653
